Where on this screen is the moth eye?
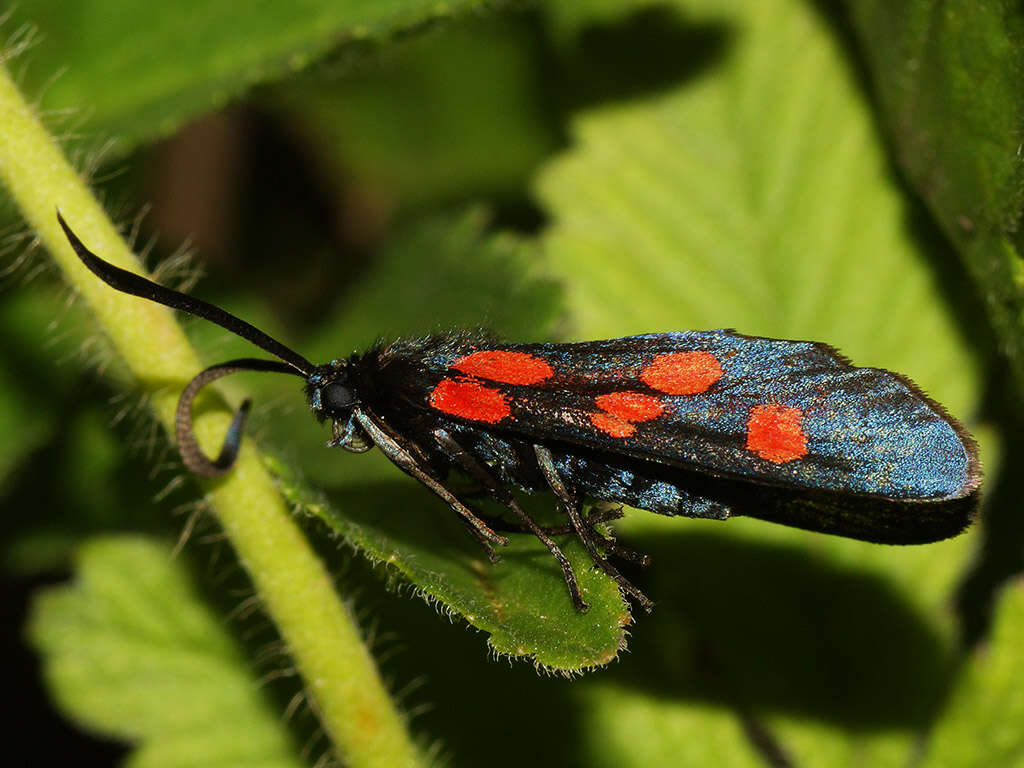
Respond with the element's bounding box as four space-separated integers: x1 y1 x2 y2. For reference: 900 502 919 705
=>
323 382 356 412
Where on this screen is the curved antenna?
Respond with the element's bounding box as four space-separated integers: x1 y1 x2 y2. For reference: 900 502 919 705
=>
176 358 298 476
56 211 314 376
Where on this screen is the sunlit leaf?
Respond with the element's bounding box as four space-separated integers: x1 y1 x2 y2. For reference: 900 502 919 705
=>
11 0 494 149
27 536 306 768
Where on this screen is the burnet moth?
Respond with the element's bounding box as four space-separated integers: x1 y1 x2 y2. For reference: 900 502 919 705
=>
58 213 981 613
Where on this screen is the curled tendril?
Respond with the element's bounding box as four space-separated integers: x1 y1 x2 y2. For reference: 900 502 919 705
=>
175 358 300 476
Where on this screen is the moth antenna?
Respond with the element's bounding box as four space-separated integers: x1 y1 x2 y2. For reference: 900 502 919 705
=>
176 358 299 476
57 211 311 475
56 211 314 375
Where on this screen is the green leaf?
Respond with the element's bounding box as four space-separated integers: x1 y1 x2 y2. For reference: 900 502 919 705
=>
274 459 629 672
268 13 559 209
845 1 1024 396
11 0 494 149
27 536 306 768
920 580 1024 768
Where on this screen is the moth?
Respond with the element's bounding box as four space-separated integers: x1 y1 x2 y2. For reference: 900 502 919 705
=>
59 214 981 612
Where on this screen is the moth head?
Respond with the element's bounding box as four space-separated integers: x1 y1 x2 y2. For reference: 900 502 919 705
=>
307 362 360 423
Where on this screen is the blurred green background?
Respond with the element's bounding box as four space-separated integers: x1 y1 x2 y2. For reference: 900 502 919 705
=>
3 0 1024 765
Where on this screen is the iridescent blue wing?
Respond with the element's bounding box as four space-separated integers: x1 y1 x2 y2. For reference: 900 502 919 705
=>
404 331 979 503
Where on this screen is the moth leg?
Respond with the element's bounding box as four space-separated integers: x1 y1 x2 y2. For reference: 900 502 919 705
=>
574 505 651 566
470 504 650 569
534 445 655 613
433 428 589 613
561 505 651 567
475 504 627 536
352 412 509 557
454 513 504 563
592 532 652 567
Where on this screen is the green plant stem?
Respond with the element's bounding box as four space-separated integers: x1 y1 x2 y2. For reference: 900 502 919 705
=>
0 65 421 768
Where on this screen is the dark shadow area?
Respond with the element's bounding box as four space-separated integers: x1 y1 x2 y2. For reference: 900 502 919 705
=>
485 196 549 236
956 398 1024 646
5 573 129 767
558 6 734 111
0 406 176 558
0 306 188 570
615 527 955 730
900 195 998 374
149 106 372 331
319 477 573 557
320 479 491 566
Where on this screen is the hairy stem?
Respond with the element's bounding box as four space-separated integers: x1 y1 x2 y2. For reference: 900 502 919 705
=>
0 64 420 768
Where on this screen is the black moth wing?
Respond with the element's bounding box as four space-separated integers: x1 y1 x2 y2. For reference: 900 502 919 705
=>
366 331 979 543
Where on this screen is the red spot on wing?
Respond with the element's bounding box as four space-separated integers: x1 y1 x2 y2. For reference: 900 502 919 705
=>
746 403 807 463
641 351 723 395
591 391 666 437
429 379 511 423
590 412 636 438
452 350 553 385
595 392 665 422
